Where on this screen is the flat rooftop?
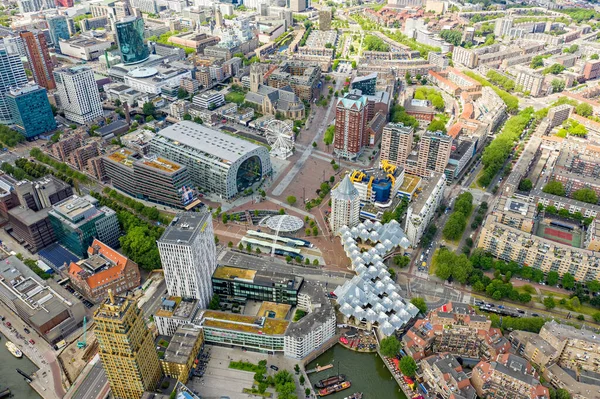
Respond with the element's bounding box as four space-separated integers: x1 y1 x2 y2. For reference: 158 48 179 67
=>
201 310 289 335
159 211 211 245
257 302 291 320
107 148 135 166
163 325 202 364
140 156 182 173
153 120 263 164
213 266 257 281
399 174 421 194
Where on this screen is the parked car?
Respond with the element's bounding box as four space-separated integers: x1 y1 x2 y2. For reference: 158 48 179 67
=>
24 328 30 334
29 339 35 345
270 365 279 371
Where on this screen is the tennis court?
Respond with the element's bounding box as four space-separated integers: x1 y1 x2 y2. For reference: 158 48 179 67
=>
535 221 582 248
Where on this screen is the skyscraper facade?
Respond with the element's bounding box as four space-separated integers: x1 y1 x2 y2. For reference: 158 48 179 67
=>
54 0 74 7
20 31 56 90
415 131 452 177
54 66 103 124
6 84 56 139
0 44 28 124
333 92 368 160
47 15 71 50
18 0 55 13
115 16 149 64
380 122 414 168
157 211 217 308
330 175 360 235
95 291 162 399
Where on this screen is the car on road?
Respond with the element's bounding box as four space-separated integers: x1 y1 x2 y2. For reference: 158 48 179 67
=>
498 305 505 309
517 310 525 314
24 328 30 334
474 300 484 306
532 313 540 317
270 365 279 371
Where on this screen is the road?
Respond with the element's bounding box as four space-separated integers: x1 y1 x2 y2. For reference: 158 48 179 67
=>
271 77 344 196
141 279 167 319
70 362 108 399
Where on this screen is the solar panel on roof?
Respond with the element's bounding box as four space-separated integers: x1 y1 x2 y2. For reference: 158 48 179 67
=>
38 243 81 270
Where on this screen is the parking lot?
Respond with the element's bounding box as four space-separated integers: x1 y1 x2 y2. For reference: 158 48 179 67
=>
61 282 95 309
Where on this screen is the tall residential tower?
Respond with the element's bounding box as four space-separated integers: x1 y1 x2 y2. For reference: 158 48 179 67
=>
0 43 28 124
95 291 162 399
329 175 360 235
20 31 56 90
157 211 217 307
54 66 103 124
333 92 368 160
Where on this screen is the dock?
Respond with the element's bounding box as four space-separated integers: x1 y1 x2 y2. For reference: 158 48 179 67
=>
306 364 333 374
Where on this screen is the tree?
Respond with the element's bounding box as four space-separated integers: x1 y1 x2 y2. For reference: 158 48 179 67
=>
544 296 556 309
543 181 565 197
142 101 156 116
183 113 192 121
177 88 188 99
551 79 565 93
119 226 161 270
399 356 417 377
379 336 401 357
410 297 427 315
258 382 268 394
312 226 318 236
587 280 600 293
556 389 572 399
286 196 297 205
299 375 305 385
594 312 600 322
305 388 311 396
519 179 533 191
427 119 446 133
547 271 560 286
562 273 575 290
393 255 410 268
576 102 593 117
443 212 466 240
193 116 203 124
573 188 598 204
208 293 220 310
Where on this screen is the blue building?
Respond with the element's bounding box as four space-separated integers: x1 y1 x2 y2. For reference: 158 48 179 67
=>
351 73 377 96
47 15 70 50
115 16 149 64
6 84 56 139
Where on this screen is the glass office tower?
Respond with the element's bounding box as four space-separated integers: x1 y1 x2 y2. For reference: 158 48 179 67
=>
115 16 149 64
6 84 56 139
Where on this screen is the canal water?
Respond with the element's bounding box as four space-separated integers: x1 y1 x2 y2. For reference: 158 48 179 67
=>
0 332 40 399
307 344 407 399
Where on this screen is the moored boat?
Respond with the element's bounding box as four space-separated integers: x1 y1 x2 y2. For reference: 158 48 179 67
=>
6 341 22 358
315 374 346 389
345 393 363 399
318 381 351 397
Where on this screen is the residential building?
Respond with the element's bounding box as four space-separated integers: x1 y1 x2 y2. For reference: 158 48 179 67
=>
160 325 204 383
5 84 56 139
155 297 200 336
584 60 600 81
103 149 195 208
0 255 85 343
405 172 445 247
380 123 414 169
477 196 600 281
95 292 163 399
192 90 225 109
149 121 272 199
284 282 336 360
7 207 55 252
471 354 549 399
212 266 302 305
179 76 198 94
20 31 55 90
516 69 544 97
47 15 70 51
54 66 104 124
410 131 452 178
116 16 150 65
157 211 217 307
48 195 120 257
318 9 332 31
334 92 368 160
421 353 477 399
329 175 360 234
547 104 572 128
67 239 141 302
0 44 28 125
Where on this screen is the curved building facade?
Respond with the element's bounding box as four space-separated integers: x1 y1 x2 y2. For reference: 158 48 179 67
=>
115 16 149 65
150 121 272 199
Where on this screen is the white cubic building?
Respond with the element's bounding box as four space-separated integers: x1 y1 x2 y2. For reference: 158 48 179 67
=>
157 211 217 308
54 66 103 124
124 65 192 95
404 172 446 247
193 89 225 110
330 175 360 235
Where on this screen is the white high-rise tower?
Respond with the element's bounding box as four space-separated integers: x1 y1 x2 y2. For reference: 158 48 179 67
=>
330 175 360 235
157 210 217 308
0 43 28 124
54 66 103 124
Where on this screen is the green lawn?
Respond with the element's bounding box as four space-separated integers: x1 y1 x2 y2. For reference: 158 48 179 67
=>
469 169 486 190
225 91 246 105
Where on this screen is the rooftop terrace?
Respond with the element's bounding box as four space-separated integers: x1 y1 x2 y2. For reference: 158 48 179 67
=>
201 310 289 336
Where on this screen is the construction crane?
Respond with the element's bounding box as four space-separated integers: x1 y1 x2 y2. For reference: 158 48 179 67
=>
77 316 87 349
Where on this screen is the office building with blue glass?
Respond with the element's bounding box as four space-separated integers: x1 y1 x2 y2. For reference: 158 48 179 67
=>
6 84 56 139
115 16 149 65
47 15 70 50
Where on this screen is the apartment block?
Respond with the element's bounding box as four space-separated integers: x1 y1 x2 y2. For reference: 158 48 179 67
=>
409 131 452 178
584 60 600 81
421 353 477 399
516 69 544 97
333 92 368 160
267 61 321 101
159 325 204 383
405 172 445 247
380 122 414 168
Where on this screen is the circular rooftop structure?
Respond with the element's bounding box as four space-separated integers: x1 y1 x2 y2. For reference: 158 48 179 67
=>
262 215 304 233
128 67 158 78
